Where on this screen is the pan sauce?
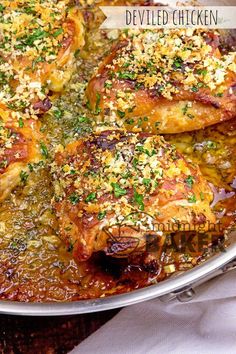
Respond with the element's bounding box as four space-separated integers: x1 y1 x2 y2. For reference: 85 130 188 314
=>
0 3 235 302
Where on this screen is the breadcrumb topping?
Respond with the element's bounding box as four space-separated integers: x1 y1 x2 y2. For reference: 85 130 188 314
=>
0 120 16 160
105 28 236 101
52 131 206 227
0 0 79 117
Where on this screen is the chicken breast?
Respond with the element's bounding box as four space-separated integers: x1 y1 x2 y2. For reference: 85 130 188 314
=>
0 107 42 201
87 29 236 134
0 1 85 115
52 130 216 261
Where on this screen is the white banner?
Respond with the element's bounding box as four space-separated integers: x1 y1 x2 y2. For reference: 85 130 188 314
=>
100 6 236 29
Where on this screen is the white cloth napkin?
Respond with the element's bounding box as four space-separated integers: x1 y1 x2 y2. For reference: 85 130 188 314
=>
72 270 236 354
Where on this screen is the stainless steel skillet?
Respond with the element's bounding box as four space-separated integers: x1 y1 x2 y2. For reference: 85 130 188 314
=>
0 0 235 317
0 231 235 316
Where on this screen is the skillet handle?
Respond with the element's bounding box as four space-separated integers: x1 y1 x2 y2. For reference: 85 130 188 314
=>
159 258 236 303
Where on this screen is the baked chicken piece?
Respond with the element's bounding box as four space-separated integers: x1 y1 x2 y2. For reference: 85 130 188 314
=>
0 107 42 202
87 29 236 134
52 130 216 261
0 0 84 115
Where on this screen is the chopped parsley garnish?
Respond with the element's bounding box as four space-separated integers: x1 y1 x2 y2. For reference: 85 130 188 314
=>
136 145 156 157
53 28 64 38
182 104 188 115
20 170 29 183
0 160 7 169
143 178 151 187
0 71 7 85
197 69 207 76
54 108 63 119
28 163 34 172
137 118 143 127
135 82 143 91
188 194 197 203
173 57 183 69
67 242 74 252
117 72 136 80
185 175 194 188
125 118 134 125
40 142 49 159
69 193 80 205
132 158 138 169
77 116 90 123
117 110 125 118
94 93 101 115
74 49 80 58
85 192 97 203
191 86 199 93
104 82 112 89
111 183 127 198
206 141 217 149
7 100 27 111
134 190 144 211
32 56 45 70
187 113 195 119
18 117 24 128
24 28 48 47
24 7 36 15
122 61 130 68
86 100 92 111
97 211 107 220
197 82 204 88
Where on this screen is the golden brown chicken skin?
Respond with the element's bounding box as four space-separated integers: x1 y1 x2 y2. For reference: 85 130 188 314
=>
52 130 216 261
0 108 42 202
87 29 236 134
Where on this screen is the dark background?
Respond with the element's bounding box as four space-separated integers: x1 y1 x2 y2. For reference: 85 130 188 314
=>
0 310 119 354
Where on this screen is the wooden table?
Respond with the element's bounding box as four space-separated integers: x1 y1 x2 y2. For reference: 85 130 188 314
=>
0 310 119 353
